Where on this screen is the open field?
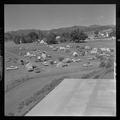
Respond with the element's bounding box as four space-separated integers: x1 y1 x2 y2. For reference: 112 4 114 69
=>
5 40 116 116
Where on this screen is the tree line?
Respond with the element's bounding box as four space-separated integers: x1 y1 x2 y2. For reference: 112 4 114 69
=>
5 28 116 45
5 28 89 45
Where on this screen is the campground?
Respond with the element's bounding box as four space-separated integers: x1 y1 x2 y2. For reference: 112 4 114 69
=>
5 39 115 116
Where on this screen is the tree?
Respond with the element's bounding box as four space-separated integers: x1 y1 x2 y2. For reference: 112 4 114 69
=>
60 32 71 43
28 32 38 42
5 33 13 41
59 38 67 43
70 29 88 43
46 32 58 44
94 30 99 37
109 30 116 37
38 31 44 40
23 34 33 43
13 35 21 44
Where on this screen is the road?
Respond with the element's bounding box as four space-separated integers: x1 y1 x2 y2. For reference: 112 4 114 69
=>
26 78 116 116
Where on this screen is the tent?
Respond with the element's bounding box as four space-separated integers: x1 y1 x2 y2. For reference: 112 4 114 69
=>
56 36 61 39
25 62 34 71
40 40 47 44
72 52 79 57
59 47 66 50
41 52 47 60
66 45 70 48
37 56 41 60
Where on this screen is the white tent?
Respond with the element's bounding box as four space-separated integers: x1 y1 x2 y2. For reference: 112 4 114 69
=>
66 45 70 48
85 46 90 50
56 36 61 39
37 56 41 60
40 40 47 44
26 52 31 56
49 45 53 48
41 52 47 60
25 62 33 71
56 62 63 67
72 52 79 57
90 50 97 54
59 47 66 50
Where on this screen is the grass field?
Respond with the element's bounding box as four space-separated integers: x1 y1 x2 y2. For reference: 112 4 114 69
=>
5 40 116 116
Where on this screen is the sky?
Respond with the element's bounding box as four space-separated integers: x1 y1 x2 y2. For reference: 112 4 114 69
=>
4 4 116 32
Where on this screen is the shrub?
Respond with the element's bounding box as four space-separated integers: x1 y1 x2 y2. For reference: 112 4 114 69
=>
65 49 71 54
58 57 64 61
46 32 58 44
99 60 106 68
49 60 54 65
99 57 114 69
105 57 114 68
70 29 88 43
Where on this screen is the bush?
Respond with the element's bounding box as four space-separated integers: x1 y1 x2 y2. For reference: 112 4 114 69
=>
70 29 88 43
49 60 54 65
65 49 71 54
46 32 58 44
94 30 99 37
99 60 106 68
99 57 114 69
58 57 64 61
105 57 114 68
28 32 38 42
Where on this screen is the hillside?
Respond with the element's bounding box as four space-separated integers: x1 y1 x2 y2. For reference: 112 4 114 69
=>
5 25 115 41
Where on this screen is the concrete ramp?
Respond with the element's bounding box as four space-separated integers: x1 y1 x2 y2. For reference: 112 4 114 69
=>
25 78 116 116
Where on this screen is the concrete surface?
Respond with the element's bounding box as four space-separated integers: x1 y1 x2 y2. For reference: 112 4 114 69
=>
25 78 116 116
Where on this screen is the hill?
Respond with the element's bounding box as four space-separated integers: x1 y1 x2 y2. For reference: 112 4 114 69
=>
5 25 115 43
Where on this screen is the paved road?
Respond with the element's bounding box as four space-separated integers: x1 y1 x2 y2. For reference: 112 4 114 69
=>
25 78 116 116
